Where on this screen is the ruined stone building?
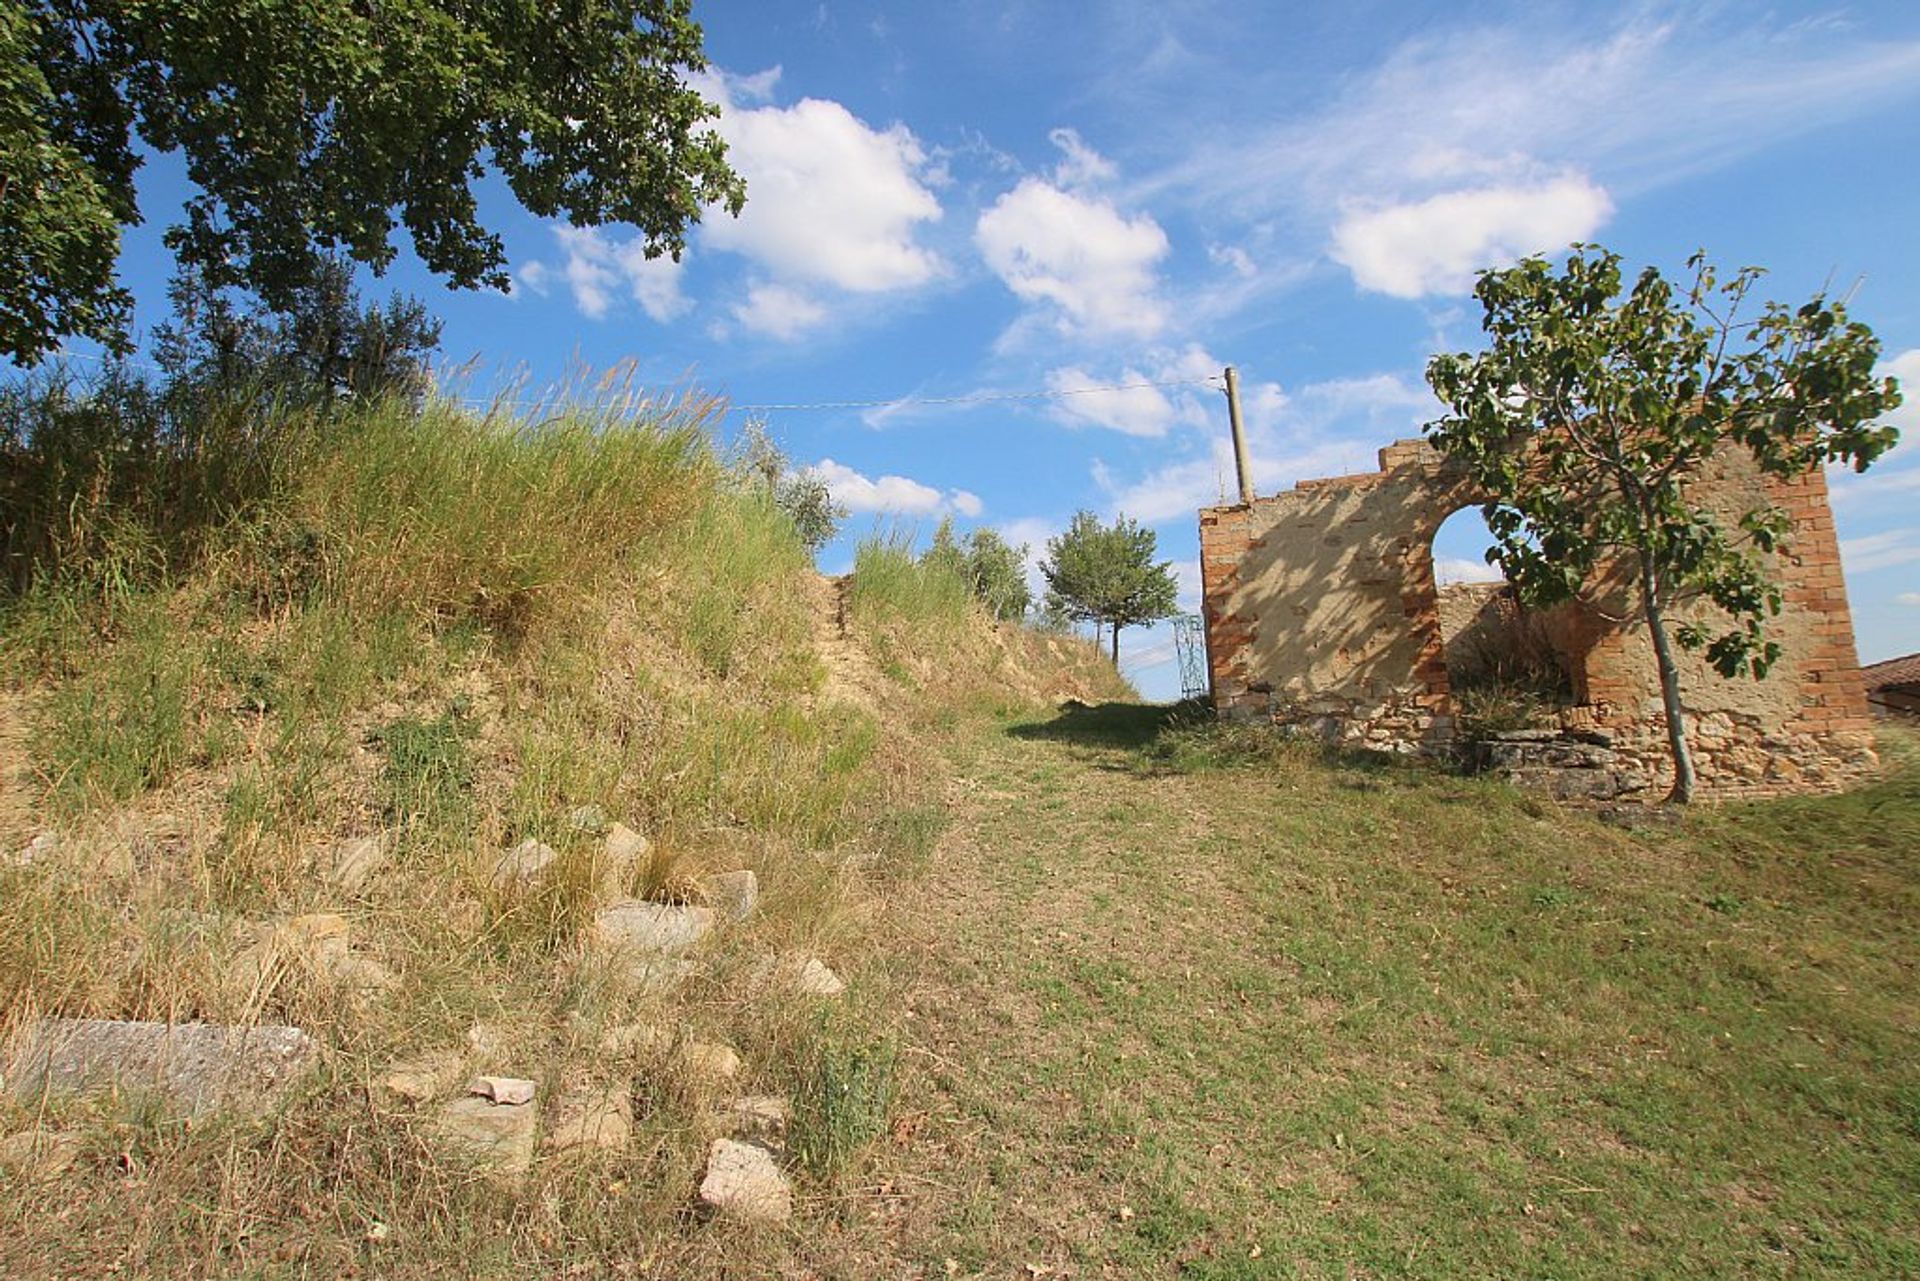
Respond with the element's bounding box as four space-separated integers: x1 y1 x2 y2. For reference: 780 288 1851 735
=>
1197 439 1877 799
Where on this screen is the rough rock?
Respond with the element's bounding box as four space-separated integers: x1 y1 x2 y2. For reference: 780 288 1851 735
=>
322 834 390 893
467 1075 537 1106
680 1041 741 1082
232 913 393 1000
704 870 760 923
599 824 651 900
1 1019 318 1118
698 1138 793 1223
794 957 847 998
9 832 61 867
543 1085 633 1154
591 901 714 956
491 838 559 890
429 1096 539 1176
374 1048 466 1103
723 1095 791 1144
0 1129 81 1176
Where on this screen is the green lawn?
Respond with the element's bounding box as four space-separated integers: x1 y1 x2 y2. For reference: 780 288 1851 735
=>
810 709 1920 1278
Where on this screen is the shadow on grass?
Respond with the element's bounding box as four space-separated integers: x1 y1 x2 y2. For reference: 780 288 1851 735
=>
1006 699 1439 784
1004 699 1201 751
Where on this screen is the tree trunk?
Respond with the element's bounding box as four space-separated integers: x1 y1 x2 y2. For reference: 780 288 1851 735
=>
1110 619 1121 665
1638 554 1697 804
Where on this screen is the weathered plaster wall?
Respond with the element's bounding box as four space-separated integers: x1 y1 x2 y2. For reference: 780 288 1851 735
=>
1197 439 1877 799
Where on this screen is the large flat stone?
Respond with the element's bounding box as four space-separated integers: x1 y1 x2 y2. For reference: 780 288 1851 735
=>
1 1019 318 1118
429 1096 539 1177
698 1138 792 1223
591 901 714 956
543 1085 633 1155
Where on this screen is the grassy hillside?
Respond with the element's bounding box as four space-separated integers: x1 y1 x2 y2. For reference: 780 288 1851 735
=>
812 708 1920 1278
0 389 1125 1277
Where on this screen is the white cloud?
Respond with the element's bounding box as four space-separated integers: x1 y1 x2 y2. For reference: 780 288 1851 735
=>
1048 126 1116 188
804 459 980 517
1434 556 1507 586
732 282 827 341
1331 174 1614 298
975 178 1170 338
1090 366 1437 524
517 225 691 322
701 78 944 293
1840 527 1920 575
1128 18 1920 301
1207 243 1257 278
1042 345 1236 440
1897 592 1920 607
1044 366 1180 438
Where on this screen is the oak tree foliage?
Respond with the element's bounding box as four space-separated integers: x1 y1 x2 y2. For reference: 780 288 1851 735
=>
1425 244 1901 801
2 0 744 365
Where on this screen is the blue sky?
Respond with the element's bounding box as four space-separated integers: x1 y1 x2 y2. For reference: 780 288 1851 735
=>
98 1 1920 698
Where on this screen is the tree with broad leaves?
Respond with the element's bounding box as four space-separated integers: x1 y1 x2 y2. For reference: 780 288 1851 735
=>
1041 511 1179 665
1425 244 1902 802
1 0 744 366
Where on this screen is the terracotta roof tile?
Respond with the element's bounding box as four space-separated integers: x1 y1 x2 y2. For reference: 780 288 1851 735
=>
1861 652 1920 689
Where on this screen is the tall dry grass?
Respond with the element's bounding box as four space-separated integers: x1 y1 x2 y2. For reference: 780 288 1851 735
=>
0 376 1107 1275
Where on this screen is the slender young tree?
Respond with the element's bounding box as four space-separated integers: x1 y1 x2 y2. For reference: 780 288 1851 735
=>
1040 511 1179 664
1425 245 1901 801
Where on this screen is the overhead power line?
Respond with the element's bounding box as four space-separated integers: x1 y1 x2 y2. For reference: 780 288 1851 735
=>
729 375 1224 414
38 349 1225 417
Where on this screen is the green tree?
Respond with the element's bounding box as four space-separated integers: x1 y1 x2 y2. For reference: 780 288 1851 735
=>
2 0 744 366
154 259 443 405
963 527 1031 622
1041 511 1179 664
737 420 845 555
920 520 1032 622
1425 245 1901 802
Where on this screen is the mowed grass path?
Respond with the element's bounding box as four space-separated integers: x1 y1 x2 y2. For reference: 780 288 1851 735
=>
804 707 1920 1279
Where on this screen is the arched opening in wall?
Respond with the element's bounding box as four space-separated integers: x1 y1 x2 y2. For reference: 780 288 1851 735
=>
1430 507 1575 734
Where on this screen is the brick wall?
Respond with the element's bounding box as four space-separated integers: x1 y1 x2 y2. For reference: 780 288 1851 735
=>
1197 439 1878 799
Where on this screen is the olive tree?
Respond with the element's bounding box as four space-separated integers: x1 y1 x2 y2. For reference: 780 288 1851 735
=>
1425 245 1901 801
2 0 744 365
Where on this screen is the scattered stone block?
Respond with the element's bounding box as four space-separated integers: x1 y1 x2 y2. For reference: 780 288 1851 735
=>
599 825 651 900
1 1019 318 1118
9 832 60 867
794 957 847 998
680 1041 741 1082
704 870 760 923
543 1085 633 1154
429 1096 539 1177
0 1129 81 1176
723 1095 790 1144
491 838 559 890
374 1048 466 1103
699 1138 793 1223
467 1075 537 1106
322 834 390 893
591 901 714 956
